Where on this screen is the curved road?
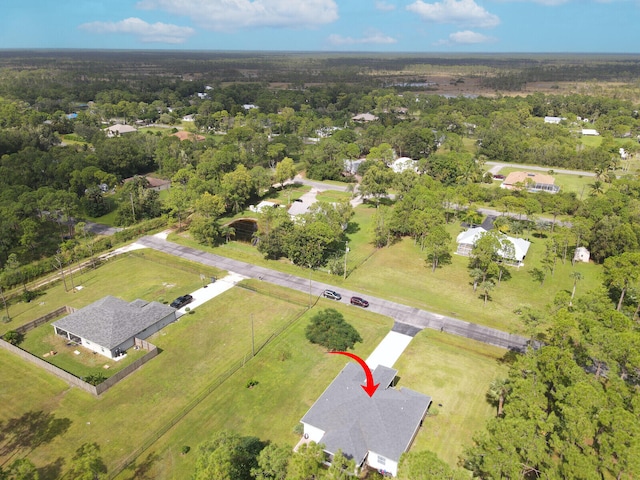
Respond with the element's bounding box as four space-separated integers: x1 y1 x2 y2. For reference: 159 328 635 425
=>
137 236 530 352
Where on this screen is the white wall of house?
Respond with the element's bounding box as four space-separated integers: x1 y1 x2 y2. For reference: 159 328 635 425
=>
367 450 398 477
302 423 325 443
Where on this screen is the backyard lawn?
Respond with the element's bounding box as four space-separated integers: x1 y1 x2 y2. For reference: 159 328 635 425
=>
394 330 509 467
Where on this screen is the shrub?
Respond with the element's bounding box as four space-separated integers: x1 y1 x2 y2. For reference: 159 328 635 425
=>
3 330 24 346
84 373 106 386
246 379 259 388
181 445 191 455
305 308 362 351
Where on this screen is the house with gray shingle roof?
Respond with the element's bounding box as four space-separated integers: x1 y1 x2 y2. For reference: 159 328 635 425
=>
52 296 176 359
300 363 431 477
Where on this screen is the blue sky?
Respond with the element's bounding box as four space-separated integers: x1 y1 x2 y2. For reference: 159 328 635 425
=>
2 0 638 52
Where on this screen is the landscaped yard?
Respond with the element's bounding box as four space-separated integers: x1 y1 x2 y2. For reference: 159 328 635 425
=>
494 166 596 195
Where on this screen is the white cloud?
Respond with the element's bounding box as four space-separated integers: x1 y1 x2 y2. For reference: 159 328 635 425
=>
136 0 339 31
328 30 398 46
79 17 195 43
448 29 494 44
375 1 397 11
407 0 500 28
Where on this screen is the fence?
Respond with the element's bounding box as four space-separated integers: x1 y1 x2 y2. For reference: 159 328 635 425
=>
0 338 99 395
0 335 158 397
107 306 309 479
14 305 76 334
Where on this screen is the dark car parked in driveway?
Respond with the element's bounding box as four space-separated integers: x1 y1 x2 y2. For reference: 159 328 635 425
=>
350 296 369 308
323 289 342 301
170 294 194 309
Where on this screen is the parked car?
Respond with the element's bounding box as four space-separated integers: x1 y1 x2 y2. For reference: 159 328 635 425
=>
293 198 303 203
350 296 369 308
170 294 194 309
323 289 342 301
493 174 505 180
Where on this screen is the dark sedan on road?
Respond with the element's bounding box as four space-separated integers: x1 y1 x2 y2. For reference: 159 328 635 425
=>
323 289 342 301
350 296 369 308
170 294 194 309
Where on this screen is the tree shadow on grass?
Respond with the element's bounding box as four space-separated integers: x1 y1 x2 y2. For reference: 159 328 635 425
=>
37 457 65 480
0 411 72 459
126 452 161 479
344 221 360 235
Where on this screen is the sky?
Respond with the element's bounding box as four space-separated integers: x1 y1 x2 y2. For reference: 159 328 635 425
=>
1 0 639 53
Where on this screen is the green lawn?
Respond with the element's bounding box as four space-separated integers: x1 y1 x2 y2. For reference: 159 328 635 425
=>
19 318 149 380
316 189 354 203
84 208 118 227
394 330 509 466
120 292 393 479
170 206 602 333
0 276 309 478
1 250 223 336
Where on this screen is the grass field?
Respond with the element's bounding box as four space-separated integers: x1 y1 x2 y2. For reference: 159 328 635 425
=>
0 250 223 336
394 330 509 466
170 204 603 333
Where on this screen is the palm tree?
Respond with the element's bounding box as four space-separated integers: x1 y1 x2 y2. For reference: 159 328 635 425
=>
470 268 484 292
589 180 605 196
480 279 495 306
569 271 583 306
221 226 236 243
486 378 510 416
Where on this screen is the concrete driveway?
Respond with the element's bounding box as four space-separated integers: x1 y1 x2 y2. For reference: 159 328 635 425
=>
174 272 246 318
365 331 414 369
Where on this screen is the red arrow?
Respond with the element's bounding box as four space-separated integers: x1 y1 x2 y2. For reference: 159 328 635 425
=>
329 351 379 398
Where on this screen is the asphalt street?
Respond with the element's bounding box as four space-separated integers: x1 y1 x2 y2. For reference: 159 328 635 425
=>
137 236 531 352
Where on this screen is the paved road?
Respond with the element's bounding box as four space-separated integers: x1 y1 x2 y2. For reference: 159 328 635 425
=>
486 161 596 177
137 236 530 352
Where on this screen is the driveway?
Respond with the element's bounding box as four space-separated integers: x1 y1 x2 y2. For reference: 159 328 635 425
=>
365 331 414 369
174 272 246 318
136 236 530 352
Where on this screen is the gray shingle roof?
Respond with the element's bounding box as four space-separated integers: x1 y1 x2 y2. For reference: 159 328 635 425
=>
52 296 175 350
301 363 431 464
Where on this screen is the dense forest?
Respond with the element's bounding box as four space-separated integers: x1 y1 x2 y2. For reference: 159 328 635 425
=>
1 52 640 479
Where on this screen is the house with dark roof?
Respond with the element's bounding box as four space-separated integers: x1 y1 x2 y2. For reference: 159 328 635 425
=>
300 363 431 477
52 296 176 359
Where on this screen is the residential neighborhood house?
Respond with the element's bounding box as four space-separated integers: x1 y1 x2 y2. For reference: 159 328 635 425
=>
456 226 531 266
501 171 559 193
300 363 431 477
171 131 206 142
52 296 177 359
123 175 171 192
351 113 379 122
106 124 137 137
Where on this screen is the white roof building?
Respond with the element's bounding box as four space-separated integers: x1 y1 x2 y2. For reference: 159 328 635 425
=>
352 113 378 122
106 124 137 137
544 116 565 124
456 227 531 266
582 128 600 136
390 157 418 174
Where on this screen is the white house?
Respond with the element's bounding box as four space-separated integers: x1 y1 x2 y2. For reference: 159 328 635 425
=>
574 247 590 263
300 363 431 477
582 128 600 136
52 296 177 359
544 116 565 124
390 157 418 174
456 227 531 266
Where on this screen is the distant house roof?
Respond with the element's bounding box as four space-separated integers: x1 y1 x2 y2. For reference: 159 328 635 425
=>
301 363 431 465
502 171 555 190
544 116 564 124
582 128 599 136
344 159 365 175
390 157 418 174
171 131 206 142
456 227 531 263
52 296 175 350
123 175 171 190
107 124 137 137
352 113 378 122
243 104 258 110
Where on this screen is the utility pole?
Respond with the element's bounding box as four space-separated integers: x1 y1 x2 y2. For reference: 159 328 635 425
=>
251 314 255 357
308 265 313 307
343 241 349 280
